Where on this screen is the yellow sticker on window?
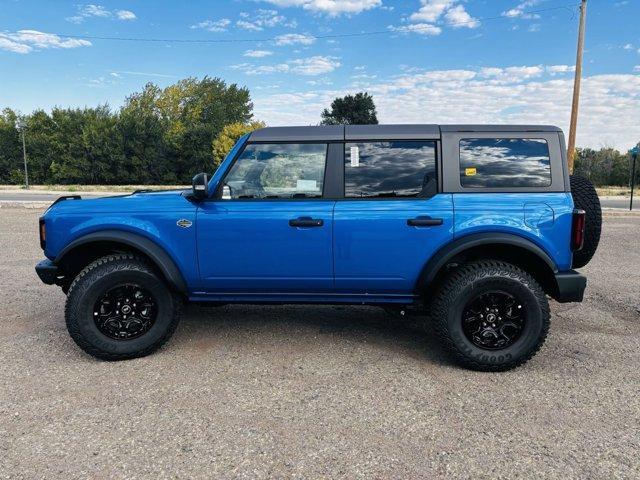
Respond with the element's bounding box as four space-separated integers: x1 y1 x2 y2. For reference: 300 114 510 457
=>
465 167 477 176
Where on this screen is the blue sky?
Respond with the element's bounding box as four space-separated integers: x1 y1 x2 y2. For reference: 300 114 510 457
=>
0 0 639 149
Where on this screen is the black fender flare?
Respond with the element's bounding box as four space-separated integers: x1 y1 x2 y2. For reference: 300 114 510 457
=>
416 232 558 293
55 230 188 294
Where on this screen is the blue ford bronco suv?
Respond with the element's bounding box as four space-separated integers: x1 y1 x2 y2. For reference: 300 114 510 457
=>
35 125 602 371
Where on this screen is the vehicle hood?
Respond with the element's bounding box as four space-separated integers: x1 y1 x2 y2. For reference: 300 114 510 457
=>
44 190 193 215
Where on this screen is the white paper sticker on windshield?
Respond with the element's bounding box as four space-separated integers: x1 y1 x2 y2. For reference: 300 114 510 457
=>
350 146 360 167
296 179 317 191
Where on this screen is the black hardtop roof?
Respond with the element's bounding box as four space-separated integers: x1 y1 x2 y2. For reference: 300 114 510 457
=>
248 124 562 142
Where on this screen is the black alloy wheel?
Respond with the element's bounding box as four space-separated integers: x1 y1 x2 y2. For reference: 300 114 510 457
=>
461 290 525 350
93 284 157 340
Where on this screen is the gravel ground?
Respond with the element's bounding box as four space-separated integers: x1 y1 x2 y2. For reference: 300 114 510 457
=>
0 209 639 479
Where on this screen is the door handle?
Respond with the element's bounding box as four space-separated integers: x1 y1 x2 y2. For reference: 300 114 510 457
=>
289 217 324 227
407 216 443 227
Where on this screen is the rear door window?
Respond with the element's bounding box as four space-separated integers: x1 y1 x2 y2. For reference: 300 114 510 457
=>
459 138 551 188
344 141 437 198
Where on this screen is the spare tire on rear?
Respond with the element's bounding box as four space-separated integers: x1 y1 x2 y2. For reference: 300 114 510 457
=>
570 175 602 268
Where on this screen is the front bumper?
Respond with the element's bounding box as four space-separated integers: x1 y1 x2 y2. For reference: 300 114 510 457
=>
554 270 587 303
35 259 60 285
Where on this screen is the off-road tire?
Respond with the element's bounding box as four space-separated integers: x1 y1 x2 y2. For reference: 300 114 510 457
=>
65 254 182 361
430 260 550 372
570 175 602 268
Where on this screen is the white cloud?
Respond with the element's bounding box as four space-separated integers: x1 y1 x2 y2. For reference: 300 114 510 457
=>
66 4 137 23
262 0 381 15
634 66 640 72
232 55 340 76
81 4 110 17
502 0 542 19
244 49 274 58
388 24 442 36
110 70 177 79
410 0 454 22
116 10 136 21
0 30 92 54
191 19 232 32
274 33 316 46
444 4 480 28
351 73 377 80
236 9 295 31
236 20 260 31
479 65 544 83
290 56 341 75
0 37 33 54
396 1 479 36
253 65 640 151
547 65 576 75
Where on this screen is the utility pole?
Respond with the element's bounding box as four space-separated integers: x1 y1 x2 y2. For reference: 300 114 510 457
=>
567 0 587 174
19 121 29 189
630 146 639 211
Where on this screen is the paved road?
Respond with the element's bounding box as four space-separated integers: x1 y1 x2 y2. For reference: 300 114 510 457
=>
600 197 634 209
0 191 636 210
1 208 639 478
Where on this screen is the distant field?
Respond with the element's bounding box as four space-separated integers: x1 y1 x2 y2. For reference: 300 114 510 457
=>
595 186 631 196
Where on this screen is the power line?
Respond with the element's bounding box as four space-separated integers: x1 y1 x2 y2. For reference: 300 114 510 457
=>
46 3 579 45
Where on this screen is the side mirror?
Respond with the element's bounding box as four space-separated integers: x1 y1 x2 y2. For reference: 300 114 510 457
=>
191 173 209 200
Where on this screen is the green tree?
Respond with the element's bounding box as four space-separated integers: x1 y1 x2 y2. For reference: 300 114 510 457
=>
321 92 378 125
212 121 266 167
574 147 632 187
153 77 253 182
15 109 67 185
46 106 120 184
0 108 21 183
0 77 257 185
119 84 169 183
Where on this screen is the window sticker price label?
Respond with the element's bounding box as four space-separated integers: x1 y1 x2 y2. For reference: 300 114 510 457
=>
350 146 360 167
296 179 317 191
465 167 477 176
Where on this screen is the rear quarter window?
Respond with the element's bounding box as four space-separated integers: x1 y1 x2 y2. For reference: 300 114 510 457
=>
459 138 552 188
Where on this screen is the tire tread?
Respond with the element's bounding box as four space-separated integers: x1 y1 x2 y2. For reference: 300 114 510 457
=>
430 260 550 372
570 175 602 268
65 254 181 361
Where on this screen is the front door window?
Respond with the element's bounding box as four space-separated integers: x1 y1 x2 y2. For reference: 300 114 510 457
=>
223 143 327 199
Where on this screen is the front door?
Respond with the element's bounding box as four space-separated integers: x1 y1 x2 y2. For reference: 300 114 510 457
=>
333 140 454 294
196 142 334 294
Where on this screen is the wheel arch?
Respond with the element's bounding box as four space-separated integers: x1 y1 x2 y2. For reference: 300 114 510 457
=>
416 233 559 298
55 230 188 294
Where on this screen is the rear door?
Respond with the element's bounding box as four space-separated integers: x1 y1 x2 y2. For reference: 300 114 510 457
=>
333 138 454 294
